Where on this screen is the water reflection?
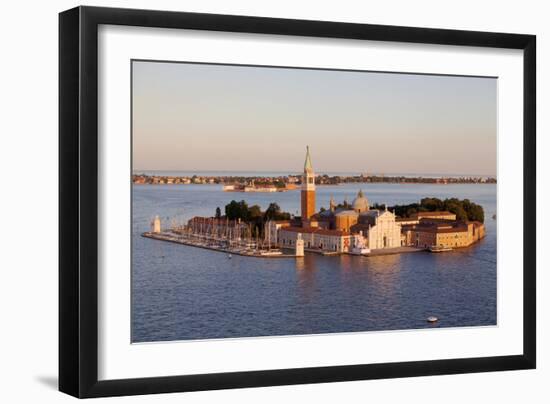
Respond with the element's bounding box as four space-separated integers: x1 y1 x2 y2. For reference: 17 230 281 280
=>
364 254 402 309
295 255 318 302
295 256 306 271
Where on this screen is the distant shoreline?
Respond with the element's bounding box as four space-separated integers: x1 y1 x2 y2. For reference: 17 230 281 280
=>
132 173 496 186
133 170 496 178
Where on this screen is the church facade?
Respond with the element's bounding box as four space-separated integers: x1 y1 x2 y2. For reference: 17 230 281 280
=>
352 209 402 249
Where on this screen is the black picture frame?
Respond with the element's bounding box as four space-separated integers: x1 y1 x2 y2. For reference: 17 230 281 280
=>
59 5 536 398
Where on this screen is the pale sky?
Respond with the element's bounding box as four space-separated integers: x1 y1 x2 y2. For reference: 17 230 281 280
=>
132 60 497 176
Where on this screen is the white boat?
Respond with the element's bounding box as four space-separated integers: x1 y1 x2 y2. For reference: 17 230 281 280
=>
260 250 283 256
428 245 452 253
427 316 439 323
351 247 371 255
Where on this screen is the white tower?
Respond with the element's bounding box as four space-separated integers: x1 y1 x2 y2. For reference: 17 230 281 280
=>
152 215 161 233
295 233 305 257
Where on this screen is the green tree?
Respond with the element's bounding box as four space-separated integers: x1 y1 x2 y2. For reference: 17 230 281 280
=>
386 197 484 222
248 205 262 220
264 203 281 220
263 202 290 221
225 200 249 220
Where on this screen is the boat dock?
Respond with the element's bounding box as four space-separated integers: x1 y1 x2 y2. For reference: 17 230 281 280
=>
143 231 430 259
142 231 298 258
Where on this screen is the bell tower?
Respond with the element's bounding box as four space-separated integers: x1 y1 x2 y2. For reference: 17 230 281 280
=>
301 146 316 224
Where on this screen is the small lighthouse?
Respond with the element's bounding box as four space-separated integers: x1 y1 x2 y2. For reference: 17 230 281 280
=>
295 233 305 257
152 215 161 233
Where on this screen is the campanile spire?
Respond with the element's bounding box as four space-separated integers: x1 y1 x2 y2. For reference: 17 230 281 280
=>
301 146 316 223
304 145 313 173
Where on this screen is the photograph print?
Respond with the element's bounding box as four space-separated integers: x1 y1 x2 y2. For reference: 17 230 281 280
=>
131 60 497 343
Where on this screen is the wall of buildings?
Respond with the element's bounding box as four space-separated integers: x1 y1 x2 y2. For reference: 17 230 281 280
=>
412 221 486 248
412 211 457 221
278 228 353 253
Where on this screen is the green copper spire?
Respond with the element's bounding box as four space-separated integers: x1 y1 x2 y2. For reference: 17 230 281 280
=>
304 146 313 171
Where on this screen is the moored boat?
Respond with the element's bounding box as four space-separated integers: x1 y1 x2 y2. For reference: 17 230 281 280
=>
428 245 452 253
350 247 371 255
260 250 283 256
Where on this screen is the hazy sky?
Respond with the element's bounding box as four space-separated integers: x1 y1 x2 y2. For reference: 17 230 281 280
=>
132 61 497 176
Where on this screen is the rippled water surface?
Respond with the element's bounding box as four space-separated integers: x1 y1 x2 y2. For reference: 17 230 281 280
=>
132 183 496 342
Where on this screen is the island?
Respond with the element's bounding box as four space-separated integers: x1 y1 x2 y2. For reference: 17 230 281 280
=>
143 147 486 258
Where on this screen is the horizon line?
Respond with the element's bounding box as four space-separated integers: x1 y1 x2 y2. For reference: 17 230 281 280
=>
132 169 497 177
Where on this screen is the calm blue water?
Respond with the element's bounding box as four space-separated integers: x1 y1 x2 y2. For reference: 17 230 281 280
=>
132 183 496 342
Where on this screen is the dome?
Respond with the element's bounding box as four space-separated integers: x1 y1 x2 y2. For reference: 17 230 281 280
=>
352 190 369 213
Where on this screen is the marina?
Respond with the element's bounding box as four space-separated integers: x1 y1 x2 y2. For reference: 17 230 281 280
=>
142 231 298 258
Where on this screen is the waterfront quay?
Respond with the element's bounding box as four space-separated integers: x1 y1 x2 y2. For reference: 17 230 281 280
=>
142 231 426 258
142 231 298 258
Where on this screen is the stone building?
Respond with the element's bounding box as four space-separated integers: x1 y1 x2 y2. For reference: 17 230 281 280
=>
265 220 292 246
334 210 359 233
278 226 354 253
411 211 456 221
409 219 485 248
